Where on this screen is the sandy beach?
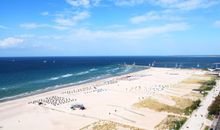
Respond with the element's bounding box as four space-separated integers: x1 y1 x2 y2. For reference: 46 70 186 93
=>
0 67 212 130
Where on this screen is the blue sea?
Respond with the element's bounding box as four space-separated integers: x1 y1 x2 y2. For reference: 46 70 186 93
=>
0 56 219 101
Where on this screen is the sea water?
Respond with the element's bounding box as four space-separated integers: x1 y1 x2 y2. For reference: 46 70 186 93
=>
0 56 219 101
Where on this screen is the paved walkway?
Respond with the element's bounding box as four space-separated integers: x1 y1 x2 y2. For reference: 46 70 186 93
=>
181 80 220 130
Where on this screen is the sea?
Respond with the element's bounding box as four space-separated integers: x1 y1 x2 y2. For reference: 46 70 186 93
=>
0 56 220 101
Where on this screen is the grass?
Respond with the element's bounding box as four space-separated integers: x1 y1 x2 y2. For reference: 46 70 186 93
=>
202 91 208 97
170 118 187 130
204 126 210 130
183 92 203 99
182 75 215 85
198 78 216 92
198 78 217 97
155 115 187 130
181 78 205 84
133 98 183 114
184 99 201 115
80 120 144 130
202 79 216 86
172 96 193 109
207 114 214 121
200 85 213 91
202 68 209 71
92 121 116 130
134 96 201 116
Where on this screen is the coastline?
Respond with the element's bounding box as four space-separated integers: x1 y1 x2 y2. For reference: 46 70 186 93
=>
0 65 149 103
0 67 210 130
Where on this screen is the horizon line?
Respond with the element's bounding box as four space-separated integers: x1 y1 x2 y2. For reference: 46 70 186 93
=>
0 55 220 58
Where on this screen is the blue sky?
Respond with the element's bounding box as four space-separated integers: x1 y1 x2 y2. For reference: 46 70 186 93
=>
0 0 220 56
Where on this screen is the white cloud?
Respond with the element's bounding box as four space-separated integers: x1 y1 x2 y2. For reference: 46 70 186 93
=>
54 11 90 26
20 11 90 30
52 25 68 30
214 20 220 28
41 11 49 16
13 22 189 54
20 22 188 43
93 0 101 6
113 0 220 10
114 0 146 6
54 19 74 26
130 11 182 24
0 37 24 48
151 0 220 10
65 22 189 41
20 23 67 30
66 0 90 7
103 24 126 29
20 23 48 29
0 25 7 29
65 0 101 8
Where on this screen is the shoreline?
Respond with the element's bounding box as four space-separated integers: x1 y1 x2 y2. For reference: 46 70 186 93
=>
0 67 209 130
0 65 149 103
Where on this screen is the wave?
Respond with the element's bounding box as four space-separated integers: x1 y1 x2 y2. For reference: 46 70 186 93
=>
0 77 99 102
0 87 7 90
48 68 97 81
75 71 89 76
49 77 60 81
122 66 132 73
49 73 73 81
61 74 73 78
111 67 120 72
75 68 98 76
0 64 147 101
105 64 135 74
0 85 22 91
106 67 120 73
48 69 94 81
89 68 98 71
116 64 143 75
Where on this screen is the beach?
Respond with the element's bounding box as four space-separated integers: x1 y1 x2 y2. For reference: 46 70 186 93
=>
0 67 212 130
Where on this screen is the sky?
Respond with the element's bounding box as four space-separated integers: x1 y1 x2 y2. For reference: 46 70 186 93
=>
0 0 220 56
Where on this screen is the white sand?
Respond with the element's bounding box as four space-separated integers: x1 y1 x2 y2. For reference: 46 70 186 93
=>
0 67 207 130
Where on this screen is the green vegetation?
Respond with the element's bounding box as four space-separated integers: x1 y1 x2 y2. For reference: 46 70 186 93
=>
155 115 187 130
202 68 209 71
80 120 144 130
200 85 213 91
169 118 187 130
134 97 201 116
184 99 201 115
202 91 208 97
208 95 220 115
133 98 183 114
207 114 214 120
172 97 193 109
204 126 210 130
198 79 217 96
202 79 216 86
